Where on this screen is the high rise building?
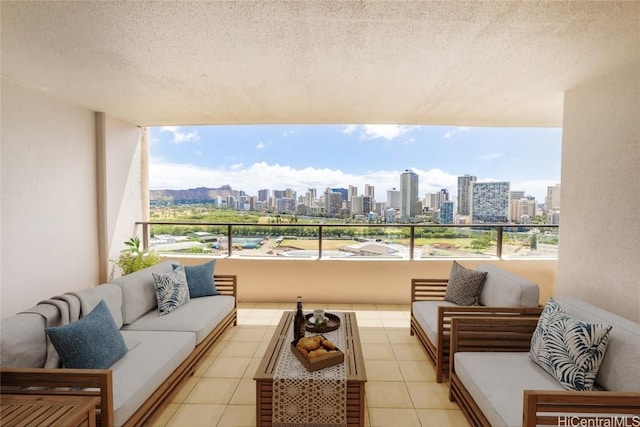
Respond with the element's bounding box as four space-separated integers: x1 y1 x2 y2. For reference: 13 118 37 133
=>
351 195 364 214
387 188 401 209
258 189 269 202
306 188 317 207
348 185 358 201
364 184 375 200
331 187 349 201
545 184 561 212
439 200 454 224
510 190 525 200
457 175 476 215
439 188 449 204
424 193 440 210
400 170 419 220
273 189 285 199
471 181 510 223
324 188 343 215
510 198 536 223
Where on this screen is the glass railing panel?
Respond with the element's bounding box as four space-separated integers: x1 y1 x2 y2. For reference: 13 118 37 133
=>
232 225 320 258
149 223 229 255
320 225 411 259
415 226 496 258
502 226 559 259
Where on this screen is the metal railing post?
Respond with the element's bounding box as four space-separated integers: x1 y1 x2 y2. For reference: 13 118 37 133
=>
496 226 503 259
227 224 233 256
142 223 149 252
318 225 323 259
409 225 415 260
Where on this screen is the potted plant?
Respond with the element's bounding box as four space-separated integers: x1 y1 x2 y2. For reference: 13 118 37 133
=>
111 236 161 276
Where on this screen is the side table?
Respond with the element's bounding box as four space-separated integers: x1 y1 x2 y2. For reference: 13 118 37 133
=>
0 394 100 427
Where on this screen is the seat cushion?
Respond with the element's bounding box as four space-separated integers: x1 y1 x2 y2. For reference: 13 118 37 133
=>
454 352 564 427
412 300 459 348
113 330 195 427
122 295 235 344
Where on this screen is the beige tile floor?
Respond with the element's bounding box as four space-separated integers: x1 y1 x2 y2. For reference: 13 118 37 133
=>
150 303 470 427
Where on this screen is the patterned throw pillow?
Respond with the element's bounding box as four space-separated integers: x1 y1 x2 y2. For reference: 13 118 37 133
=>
443 261 488 306
152 265 190 315
45 300 128 369
529 298 612 391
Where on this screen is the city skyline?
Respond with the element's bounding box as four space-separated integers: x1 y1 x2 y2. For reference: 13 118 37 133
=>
149 124 561 201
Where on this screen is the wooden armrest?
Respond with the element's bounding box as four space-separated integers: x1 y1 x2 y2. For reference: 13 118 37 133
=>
433 306 541 383
449 316 540 374
1 367 114 427
214 274 237 299
411 278 448 303
523 390 640 427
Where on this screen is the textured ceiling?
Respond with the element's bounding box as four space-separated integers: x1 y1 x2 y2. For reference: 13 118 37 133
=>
1 1 638 127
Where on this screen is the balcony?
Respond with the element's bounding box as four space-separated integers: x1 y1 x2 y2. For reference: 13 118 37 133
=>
132 221 558 308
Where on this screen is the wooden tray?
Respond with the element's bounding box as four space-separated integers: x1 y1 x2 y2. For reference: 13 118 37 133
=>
305 312 340 333
291 336 345 371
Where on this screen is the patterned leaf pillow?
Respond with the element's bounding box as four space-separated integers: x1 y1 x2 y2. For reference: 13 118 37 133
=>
443 261 488 306
529 298 612 391
152 265 190 315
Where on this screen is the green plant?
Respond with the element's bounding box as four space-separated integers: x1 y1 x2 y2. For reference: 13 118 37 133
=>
112 237 161 275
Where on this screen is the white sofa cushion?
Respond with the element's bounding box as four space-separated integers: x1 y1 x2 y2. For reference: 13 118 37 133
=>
111 261 174 324
113 330 195 427
454 352 564 427
412 300 458 348
476 264 539 307
123 295 235 344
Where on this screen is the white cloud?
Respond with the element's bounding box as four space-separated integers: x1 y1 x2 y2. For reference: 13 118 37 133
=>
160 126 200 144
444 126 471 139
256 142 267 150
150 160 459 200
478 153 505 161
342 125 417 141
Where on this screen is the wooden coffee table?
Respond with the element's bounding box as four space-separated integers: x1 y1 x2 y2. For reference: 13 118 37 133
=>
254 311 367 427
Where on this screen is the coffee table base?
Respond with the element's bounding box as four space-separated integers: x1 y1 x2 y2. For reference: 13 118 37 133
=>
255 311 366 427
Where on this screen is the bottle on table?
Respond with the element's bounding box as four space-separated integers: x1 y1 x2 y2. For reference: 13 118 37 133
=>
294 296 306 342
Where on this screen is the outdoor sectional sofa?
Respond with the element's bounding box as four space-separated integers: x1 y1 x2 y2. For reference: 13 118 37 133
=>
0 260 237 427
411 263 543 382
449 296 640 426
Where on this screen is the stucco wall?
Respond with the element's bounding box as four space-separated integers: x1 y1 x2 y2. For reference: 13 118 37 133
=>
0 80 143 317
177 257 557 306
1 80 98 316
104 116 144 278
558 63 640 322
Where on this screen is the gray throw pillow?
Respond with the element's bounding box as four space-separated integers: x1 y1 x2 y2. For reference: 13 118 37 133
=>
173 260 218 298
443 261 487 306
45 300 128 369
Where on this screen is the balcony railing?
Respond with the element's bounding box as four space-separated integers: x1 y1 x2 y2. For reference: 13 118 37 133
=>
137 222 559 260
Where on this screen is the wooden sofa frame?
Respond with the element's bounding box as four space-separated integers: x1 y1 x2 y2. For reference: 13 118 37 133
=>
410 278 543 382
1 274 237 427
448 316 640 427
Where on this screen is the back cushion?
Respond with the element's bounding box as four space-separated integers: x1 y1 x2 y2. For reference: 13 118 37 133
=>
1 311 48 368
75 283 124 328
111 261 174 324
476 264 539 307
555 296 640 392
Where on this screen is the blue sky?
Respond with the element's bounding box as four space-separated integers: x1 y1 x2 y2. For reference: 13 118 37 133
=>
149 124 561 201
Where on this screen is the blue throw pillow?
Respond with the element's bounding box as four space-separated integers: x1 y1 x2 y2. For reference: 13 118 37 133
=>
45 300 128 369
173 260 218 298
